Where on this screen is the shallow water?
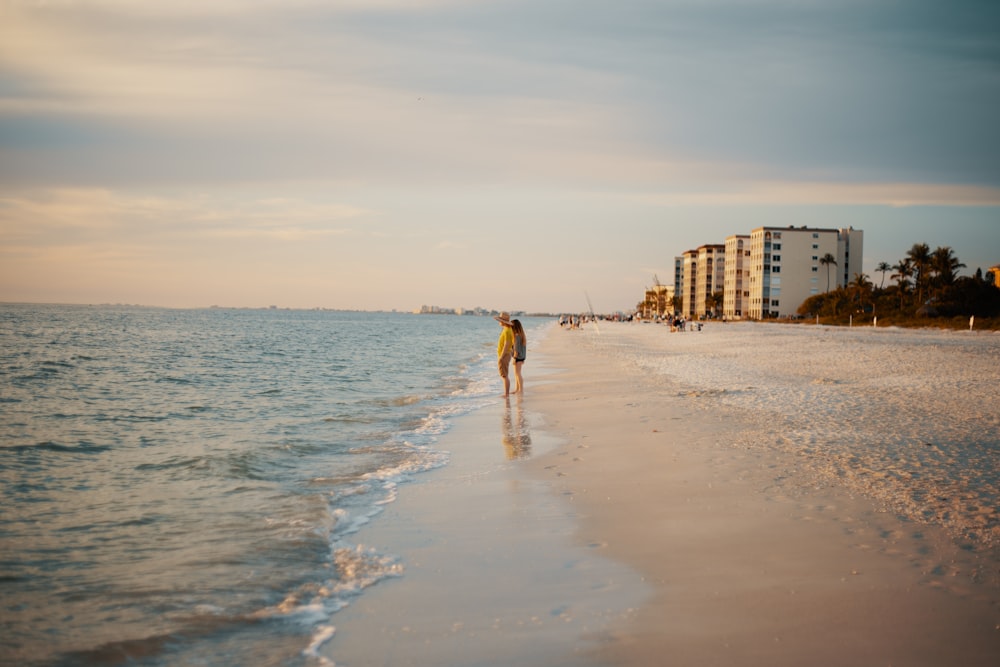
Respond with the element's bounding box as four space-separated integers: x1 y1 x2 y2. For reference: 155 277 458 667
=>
0 305 549 666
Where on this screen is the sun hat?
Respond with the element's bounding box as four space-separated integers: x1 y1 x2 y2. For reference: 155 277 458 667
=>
494 311 512 325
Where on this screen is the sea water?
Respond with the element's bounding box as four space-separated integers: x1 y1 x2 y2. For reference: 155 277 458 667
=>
0 305 549 666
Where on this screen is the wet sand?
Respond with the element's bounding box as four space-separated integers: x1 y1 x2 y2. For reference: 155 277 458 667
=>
321 390 646 667
323 321 1000 666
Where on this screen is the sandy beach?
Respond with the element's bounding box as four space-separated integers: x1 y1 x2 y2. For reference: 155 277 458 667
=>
324 321 1000 666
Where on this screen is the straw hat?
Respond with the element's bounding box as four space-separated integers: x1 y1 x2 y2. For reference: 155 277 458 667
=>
494 311 512 325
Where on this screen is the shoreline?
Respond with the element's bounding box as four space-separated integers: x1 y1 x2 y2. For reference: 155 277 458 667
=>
323 321 1000 666
320 358 647 666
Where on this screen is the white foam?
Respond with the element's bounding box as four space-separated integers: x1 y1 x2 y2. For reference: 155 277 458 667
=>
302 625 336 665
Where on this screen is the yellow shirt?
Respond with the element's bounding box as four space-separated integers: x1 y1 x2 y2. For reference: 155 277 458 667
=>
497 327 514 357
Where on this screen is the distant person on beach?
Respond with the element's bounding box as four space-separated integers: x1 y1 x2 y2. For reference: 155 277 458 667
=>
495 311 514 397
511 319 527 394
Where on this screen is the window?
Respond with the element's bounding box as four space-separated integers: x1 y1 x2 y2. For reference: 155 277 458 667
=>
773 243 781 250
812 244 819 250
772 266 781 273
812 256 818 261
812 267 818 272
812 233 819 238
773 255 781 262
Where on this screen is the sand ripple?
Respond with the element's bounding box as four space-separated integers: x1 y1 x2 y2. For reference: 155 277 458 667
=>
578 322 1000 550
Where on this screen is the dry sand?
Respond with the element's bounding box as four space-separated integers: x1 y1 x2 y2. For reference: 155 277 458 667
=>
324 321 1000 666
529 321 999 666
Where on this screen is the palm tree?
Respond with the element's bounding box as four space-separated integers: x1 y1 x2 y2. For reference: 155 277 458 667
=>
875 261 892 290
891 259 913 310
707 290 724 318
819 253 837 292
930 246 965 292
906 243 932 305
850 273 873 312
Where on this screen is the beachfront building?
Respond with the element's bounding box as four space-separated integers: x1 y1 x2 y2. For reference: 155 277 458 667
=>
723 235 751 320
678 246 727 318
674 245 726 319
680 249 698 318
695 245 726 318
746 226 863 319
673 257 684 313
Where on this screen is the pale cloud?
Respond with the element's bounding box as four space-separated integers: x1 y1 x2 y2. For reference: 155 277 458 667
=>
0 1 636 190
0 187 381 307
0 188 371 238
634 181 1000 209
0 6 312 120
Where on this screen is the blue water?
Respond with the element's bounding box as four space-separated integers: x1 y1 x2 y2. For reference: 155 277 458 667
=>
0 305 549 666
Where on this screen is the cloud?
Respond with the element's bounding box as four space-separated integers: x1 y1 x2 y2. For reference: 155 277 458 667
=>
4 0 999 190
633 180 1000 208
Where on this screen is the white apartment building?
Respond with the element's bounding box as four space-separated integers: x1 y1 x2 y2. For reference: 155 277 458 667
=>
723 235 751 319
680 249 698 318
695 245 725 318
678 245 728 318
746 226 863 319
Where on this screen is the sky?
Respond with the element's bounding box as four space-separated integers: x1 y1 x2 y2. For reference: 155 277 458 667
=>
2 0 999 314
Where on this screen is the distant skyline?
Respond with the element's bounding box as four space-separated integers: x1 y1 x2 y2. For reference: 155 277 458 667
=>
2 1 999 314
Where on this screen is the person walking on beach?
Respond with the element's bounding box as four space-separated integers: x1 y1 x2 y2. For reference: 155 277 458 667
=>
511 319 527 394
495 312 514 397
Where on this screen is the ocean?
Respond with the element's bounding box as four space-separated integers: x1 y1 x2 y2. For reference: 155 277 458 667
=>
0 304 550 667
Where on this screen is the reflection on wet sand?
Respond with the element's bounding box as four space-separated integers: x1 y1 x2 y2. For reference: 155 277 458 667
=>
501 396 532 460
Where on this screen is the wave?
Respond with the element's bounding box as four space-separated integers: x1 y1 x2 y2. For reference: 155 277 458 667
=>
53 633 175 667
374 394 426 407
4 441 112 455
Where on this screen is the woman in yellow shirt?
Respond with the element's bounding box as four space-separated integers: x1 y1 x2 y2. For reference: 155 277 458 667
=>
495 312 514 397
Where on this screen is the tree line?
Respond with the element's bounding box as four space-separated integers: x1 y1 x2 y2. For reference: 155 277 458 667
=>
799 243 1000 324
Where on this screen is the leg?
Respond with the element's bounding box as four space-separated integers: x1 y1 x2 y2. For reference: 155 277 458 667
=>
499 354 511 397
